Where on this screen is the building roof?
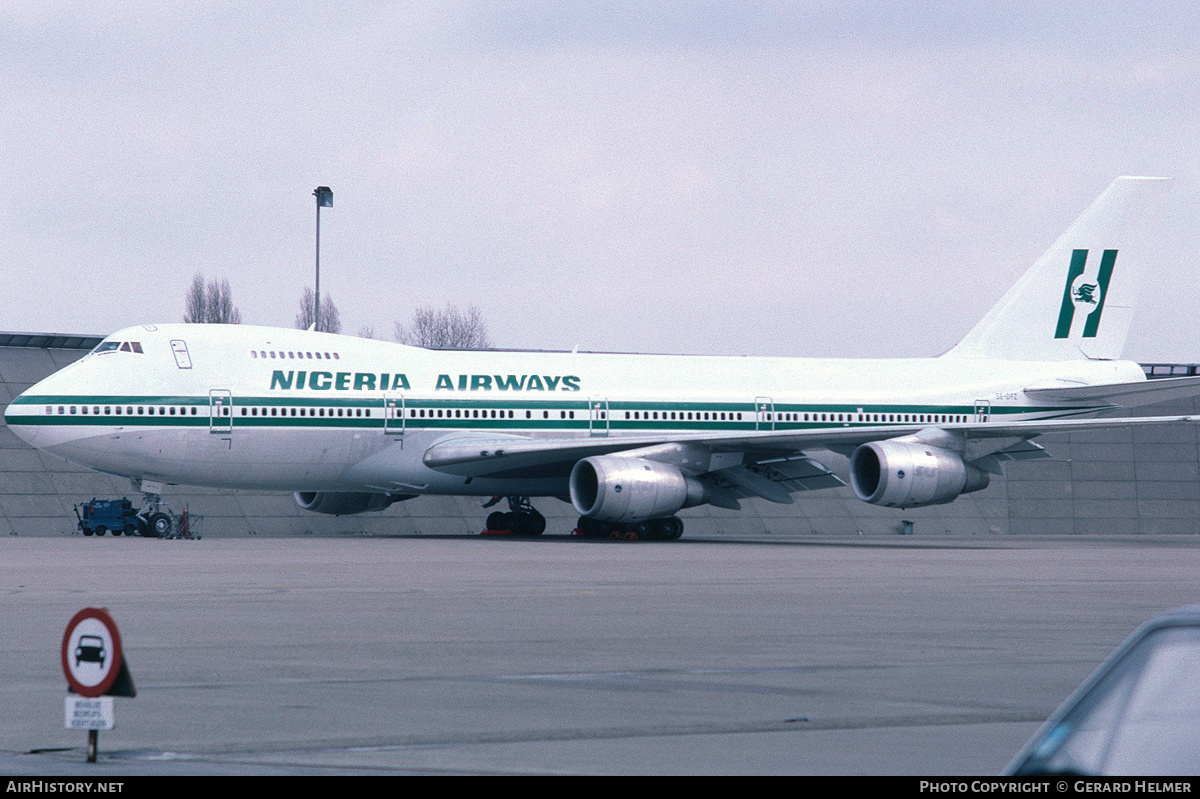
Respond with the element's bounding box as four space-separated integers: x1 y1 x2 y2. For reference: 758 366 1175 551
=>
0 332 104 350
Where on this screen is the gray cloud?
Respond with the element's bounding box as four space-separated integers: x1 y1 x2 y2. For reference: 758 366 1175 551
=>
3 2 1198 362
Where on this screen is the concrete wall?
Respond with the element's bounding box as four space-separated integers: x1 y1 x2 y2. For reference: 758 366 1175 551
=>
2 342 1197 537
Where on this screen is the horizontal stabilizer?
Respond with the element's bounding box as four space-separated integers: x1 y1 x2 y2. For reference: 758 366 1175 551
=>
1025 374 1200 409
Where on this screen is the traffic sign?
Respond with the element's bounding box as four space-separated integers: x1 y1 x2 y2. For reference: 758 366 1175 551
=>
61 608 126 698
65 696 114 730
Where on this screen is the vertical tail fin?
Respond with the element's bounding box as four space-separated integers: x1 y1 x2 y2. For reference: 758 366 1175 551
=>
945 176 1171 361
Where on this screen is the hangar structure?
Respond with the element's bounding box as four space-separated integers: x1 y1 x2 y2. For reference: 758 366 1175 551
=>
2 332 1198 538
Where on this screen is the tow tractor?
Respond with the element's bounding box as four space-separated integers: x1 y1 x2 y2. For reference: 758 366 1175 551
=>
75 498 141 537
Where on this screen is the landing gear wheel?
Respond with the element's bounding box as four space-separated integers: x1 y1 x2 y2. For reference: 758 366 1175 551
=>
575 516 684 540
655 516 684 540
576 517 627 539
148 513 172 538
485 497 546 536
576 516 605 538
506 511 546 536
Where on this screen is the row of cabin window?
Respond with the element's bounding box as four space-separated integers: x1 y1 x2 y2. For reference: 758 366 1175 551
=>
242 406 369 417
409 409 573 419
251 350 340 360
46 404 973 426
237 407 582 420
619 410 974 422
47 404 707 421
50 405 197 416
626 411 742 421
237 408 552 419
755 412 970 423
862 413 969 424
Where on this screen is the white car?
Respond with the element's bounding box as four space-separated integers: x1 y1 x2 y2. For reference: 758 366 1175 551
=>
1007 606 1200 775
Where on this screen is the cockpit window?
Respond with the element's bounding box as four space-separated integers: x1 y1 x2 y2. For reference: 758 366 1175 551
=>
91 341 144 354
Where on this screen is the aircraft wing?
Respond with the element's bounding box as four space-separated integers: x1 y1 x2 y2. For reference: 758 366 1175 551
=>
422 414 1200 493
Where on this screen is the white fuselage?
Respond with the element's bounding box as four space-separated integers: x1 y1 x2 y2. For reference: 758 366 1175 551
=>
4 323 1140 497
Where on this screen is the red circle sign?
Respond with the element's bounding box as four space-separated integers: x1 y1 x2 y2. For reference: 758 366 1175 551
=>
61 608 123 698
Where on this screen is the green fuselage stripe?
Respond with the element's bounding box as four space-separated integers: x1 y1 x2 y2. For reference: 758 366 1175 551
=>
8 393 1101 432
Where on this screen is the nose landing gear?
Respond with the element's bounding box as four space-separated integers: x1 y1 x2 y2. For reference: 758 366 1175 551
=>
137 490 200 539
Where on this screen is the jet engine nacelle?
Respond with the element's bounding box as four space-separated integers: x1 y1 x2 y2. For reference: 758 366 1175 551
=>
849 440 989 508
293 491 409 516
569 456 708 523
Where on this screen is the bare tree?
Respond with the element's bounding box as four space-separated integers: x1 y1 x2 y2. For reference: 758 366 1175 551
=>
395 303 490 349
206 278 241 324
295 287 342 334
183 274 206 323
183 273 242 324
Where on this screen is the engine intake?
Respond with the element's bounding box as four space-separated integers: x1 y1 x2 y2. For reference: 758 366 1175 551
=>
850 440 989 508
569 456 709 523
293 491 411 516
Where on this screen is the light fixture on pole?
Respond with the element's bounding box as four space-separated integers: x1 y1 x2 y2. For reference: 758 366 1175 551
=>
313 186 333 332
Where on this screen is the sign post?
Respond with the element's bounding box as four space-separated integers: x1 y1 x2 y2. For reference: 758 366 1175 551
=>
61 608 135 762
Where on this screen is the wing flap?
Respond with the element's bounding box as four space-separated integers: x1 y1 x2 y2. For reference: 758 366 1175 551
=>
717 465 795 504
973 440 1052 475
753 454 846 491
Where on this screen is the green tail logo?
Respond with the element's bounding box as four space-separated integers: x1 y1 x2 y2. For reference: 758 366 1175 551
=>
1054 249 1117 339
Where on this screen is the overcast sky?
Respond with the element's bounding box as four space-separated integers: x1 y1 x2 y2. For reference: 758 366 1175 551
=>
4 2 1199 361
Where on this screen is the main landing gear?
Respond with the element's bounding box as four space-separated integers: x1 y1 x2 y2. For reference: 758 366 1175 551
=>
574 515 684 541
479 497 685 540
482 496 547 536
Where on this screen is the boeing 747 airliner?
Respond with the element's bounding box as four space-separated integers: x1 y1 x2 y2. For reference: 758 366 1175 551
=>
7 177 1199 538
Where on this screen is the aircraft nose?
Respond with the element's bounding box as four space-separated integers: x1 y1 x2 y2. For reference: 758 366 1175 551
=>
4 391 46 449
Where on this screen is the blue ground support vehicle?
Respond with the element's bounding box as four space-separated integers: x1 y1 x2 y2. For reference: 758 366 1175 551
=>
75 498 143 537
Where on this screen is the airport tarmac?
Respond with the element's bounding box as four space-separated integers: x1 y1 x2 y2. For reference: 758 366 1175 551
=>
2 533 1199 775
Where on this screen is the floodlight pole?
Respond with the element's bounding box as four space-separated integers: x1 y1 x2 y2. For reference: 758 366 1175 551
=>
313 186 332 332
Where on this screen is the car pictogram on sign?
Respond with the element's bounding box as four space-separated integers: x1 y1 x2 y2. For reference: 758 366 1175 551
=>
74 635 106 668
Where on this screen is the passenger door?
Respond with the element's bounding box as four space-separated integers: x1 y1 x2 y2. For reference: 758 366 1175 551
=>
170 340 192 369
384 394 405 437
589 397 609 437
209 389 233 434
755 397 775 431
